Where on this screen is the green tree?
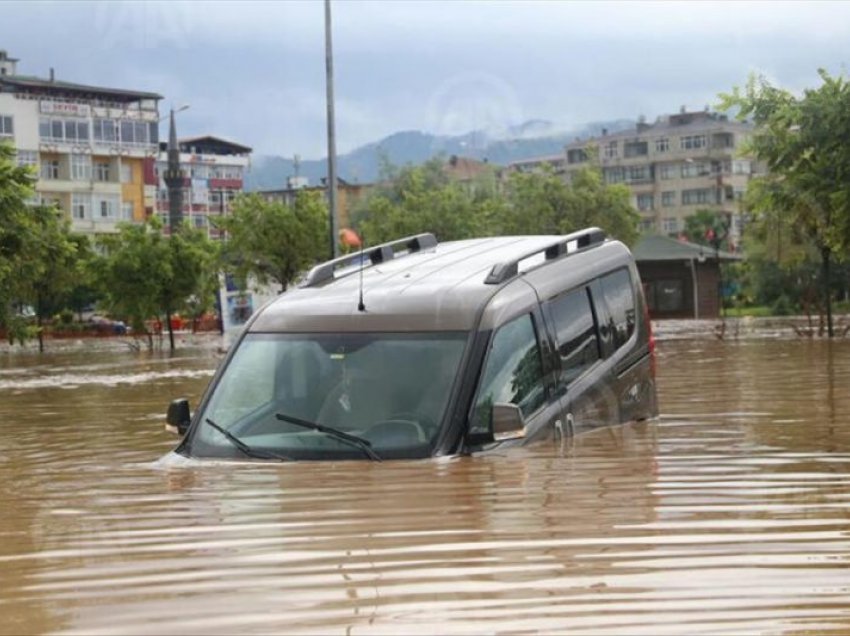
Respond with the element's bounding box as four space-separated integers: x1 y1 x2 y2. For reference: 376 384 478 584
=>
94 218 217 350
17 205 84 352
215 191 328 293
493 165 639 245
0 141 38 343
720 69 850 336
353 158 487 243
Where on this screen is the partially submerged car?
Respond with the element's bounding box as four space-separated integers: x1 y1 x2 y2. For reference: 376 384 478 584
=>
164 228 657 462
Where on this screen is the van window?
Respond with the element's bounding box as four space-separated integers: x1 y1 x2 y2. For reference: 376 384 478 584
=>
546 287 599 387
470 314 546 436
600 269 636 349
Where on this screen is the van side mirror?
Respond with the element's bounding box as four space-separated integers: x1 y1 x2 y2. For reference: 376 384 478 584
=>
491 402 527 441
166 398 192 436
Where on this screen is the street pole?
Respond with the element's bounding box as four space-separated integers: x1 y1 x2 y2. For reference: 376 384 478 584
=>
325 0 339 258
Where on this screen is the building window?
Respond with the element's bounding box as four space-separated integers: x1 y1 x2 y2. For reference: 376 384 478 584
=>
72 193 90 220
637 193 654 211
0 115 12 137
659 164 674 180
94 161 111 182
639 219 655 233
93 119 118 143
655 137 669 153
604 167 624 184
662 191 676 207
122 201 134 220
39 118 89 142
16 150 38 169
663 217 679 233
681 161 710 178
193 215 207 229
120 163 132 183
71 154 92 181
645 279 685 313
64 120 89 142
604 141 618 159
626 165 650 183
682 188 712 205
624 141 648 158
680 135 707 150
95 196 120 220
41 159 60 180
567 148 587 164
732 160 751 175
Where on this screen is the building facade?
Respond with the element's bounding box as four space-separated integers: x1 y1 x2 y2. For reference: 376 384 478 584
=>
259 177 370 231
564 110 758 239
154 135 252 239
0 50 162 237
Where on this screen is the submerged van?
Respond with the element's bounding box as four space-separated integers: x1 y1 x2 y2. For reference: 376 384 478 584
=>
164 228 657 462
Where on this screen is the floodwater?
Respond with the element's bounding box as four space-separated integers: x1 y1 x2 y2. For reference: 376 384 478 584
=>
1 329 850 635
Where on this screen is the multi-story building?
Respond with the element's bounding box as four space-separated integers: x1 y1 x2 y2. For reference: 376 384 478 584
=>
155 135 252 239
0 50 162 237
563 109 757 239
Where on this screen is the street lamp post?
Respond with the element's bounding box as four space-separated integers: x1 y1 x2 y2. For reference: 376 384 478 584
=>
325 0 339 258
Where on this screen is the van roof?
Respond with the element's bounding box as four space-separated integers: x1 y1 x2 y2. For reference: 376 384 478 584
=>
249 233 629 333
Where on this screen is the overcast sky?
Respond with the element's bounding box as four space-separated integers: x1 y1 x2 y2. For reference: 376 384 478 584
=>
5 1 850 157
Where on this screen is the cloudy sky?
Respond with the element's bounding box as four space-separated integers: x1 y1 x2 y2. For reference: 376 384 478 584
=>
5 1 850 157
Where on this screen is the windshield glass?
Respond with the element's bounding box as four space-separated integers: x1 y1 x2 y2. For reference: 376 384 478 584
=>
189 332 468 460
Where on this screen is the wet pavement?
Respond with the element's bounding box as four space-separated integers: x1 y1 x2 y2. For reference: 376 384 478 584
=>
1 326 849 634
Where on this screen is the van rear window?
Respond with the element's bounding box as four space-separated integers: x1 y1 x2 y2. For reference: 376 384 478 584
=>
600 269 636 349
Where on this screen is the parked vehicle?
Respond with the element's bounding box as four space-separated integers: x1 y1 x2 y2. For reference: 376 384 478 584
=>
164 228 657 462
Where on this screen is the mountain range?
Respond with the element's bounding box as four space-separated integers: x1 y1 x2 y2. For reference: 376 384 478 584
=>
243 118 635 191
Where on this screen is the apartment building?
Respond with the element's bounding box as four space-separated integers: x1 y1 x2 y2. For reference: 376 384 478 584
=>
259 177 370 230
508 153 566 177
563 109 757 239
0 50 162 236
155 135 252 239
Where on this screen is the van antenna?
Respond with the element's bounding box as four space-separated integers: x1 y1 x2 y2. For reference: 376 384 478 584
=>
357 232 366 312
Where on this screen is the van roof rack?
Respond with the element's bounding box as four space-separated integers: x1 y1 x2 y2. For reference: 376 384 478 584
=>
484 227 606 285
300 232 438 288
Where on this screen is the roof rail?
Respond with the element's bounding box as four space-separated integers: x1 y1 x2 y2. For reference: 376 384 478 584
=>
300 233 438 288
484 227 606 285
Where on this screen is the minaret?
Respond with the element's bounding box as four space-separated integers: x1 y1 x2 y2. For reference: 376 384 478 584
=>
162 109 185 232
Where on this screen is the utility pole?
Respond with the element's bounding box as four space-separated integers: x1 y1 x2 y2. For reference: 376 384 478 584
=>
325 0 339 258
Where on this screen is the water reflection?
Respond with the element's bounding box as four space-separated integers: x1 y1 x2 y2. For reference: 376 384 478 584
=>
1 337 849 634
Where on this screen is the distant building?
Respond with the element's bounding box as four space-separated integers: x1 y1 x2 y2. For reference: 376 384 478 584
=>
563 109 759 240
155 135 252 239
0 50 162 237
258 177 370 230
507 153 566 177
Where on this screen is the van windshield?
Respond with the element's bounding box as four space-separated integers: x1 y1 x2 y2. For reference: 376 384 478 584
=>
188 332 468 460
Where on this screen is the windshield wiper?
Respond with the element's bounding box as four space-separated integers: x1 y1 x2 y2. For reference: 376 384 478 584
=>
205 418 291 462
275 412 382 461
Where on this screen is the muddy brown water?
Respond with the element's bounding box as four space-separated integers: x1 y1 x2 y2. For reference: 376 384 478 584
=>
1 331 850 635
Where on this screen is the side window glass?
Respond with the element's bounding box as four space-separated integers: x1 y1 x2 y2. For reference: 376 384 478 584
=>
546 287 599 388
600 269 636 350
470 314 546 436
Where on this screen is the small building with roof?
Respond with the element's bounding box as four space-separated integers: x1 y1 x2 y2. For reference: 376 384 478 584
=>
632 234 741 319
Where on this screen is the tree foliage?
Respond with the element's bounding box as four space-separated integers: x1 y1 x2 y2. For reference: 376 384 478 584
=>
215 191 328 292
17 205 87 351
94 218 218 350
352 159 639 247
0 141 38 342
720 69 850 335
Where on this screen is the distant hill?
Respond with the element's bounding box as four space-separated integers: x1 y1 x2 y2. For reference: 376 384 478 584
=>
244 119 634 191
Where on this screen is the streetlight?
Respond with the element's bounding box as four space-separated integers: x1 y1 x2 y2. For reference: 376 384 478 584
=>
162 104 190 232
